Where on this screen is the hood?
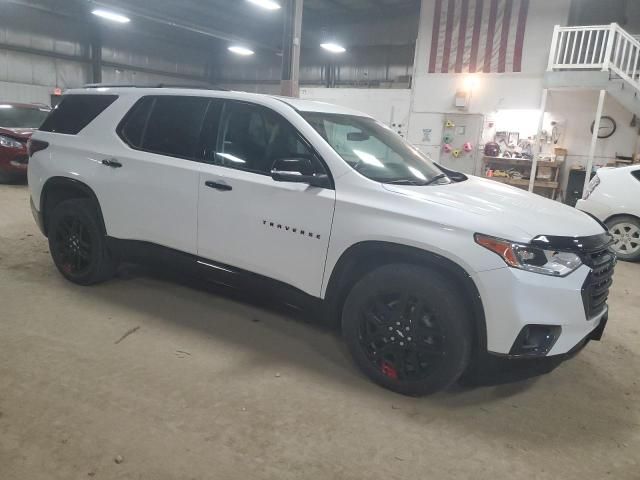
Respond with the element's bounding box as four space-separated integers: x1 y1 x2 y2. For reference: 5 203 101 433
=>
382 175 605 239
0 127 35 140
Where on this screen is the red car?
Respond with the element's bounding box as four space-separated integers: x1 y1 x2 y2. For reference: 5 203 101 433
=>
0 102 51 183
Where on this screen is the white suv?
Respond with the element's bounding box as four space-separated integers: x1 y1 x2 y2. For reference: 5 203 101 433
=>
28 87 615 395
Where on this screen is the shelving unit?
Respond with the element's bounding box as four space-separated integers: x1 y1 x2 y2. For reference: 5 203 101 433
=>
482 156 564 199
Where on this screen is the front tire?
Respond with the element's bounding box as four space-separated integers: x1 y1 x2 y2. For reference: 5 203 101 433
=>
606 216 640 261
48 198 117 285
342 264 471 396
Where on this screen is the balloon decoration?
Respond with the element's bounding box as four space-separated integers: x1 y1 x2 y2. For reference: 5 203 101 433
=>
452 149 461 158
443 143 453 153
445 120 455 128
443 133 454 144
463 142 473 152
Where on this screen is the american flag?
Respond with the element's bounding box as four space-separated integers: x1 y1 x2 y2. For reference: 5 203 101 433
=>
428 0 530 73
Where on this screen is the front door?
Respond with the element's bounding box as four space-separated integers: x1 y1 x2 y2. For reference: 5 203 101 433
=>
197 101 336 297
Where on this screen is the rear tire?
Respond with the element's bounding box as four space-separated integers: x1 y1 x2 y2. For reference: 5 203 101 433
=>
606 216 640 261
342 264 471 396
48 198 117 285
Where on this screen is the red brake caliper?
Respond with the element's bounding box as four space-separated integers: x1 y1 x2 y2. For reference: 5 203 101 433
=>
381 361 398 380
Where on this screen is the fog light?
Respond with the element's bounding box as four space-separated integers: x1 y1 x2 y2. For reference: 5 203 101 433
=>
509 325 561 356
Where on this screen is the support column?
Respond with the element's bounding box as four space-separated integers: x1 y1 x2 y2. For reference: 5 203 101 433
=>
584 89 606 194
90 24 102 84
280 0 303 97
529 88 548 193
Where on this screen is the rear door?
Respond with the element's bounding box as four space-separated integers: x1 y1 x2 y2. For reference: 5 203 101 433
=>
97 95 209 254
196 100 336 297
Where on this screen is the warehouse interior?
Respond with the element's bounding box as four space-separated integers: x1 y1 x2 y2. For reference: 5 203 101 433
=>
0 0 639 479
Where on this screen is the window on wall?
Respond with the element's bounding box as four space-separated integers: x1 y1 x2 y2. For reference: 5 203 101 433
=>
215 101 320 175
118 96 210 161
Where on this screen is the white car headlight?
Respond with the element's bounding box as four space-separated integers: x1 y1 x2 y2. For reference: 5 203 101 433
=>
475 234 583 277
0 134 23 149
582 175 600 200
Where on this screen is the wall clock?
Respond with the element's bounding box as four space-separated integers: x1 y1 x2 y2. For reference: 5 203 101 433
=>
590 115 616 139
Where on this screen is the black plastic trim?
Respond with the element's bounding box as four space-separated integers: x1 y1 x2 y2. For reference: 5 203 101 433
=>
39 177 107 237
530 232 612 253
106 238 324 314
324 241 487 350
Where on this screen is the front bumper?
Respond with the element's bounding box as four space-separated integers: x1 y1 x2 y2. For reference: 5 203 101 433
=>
462 313 607 385
473 264 608 356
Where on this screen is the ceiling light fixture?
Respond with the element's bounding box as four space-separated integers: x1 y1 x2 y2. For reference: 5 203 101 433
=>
228 46 255 56
321 43 346 53
247 0 281 10
91 8 131 23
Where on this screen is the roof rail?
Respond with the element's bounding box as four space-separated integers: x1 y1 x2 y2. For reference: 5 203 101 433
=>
82 83 229 91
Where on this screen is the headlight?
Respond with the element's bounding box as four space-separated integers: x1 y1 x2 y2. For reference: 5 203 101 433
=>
582 175 600 200
475 234 583 277
0 134 23 149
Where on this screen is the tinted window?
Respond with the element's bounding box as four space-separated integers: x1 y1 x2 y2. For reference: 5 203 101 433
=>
142 96 209 160
632 170 640 182
0 105 49 128
119 97 153 148
216 102 320 175
40 95 118 134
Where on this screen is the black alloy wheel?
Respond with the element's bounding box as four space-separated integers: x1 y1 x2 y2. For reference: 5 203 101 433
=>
48 198 117 285
358 292 446 382
342 264 471 396
53 215 93 276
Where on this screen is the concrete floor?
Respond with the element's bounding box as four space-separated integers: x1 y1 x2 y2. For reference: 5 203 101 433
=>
0 183 638 480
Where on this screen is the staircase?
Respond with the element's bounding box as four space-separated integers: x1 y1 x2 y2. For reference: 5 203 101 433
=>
545 23 640 117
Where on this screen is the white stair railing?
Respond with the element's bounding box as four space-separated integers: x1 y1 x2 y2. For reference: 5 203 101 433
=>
547 23 640 92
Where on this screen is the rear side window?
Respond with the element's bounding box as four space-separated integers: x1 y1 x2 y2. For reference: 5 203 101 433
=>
118 96 210 161
632 170 640 182
40 95 118 134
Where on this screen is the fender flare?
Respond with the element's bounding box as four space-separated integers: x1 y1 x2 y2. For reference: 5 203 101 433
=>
324 241 487 351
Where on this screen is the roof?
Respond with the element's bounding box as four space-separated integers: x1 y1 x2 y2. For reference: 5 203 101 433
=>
67 86 372 118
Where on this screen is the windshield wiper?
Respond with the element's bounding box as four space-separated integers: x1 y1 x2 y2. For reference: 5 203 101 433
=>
423 173 448 186
386 179 428 186
387 174 448 186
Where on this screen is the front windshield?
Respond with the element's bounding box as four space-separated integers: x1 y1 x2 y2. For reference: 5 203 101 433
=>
0 106 50 128
302 112 448 185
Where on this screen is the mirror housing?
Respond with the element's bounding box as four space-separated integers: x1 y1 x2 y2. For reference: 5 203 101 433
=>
270 157 331 188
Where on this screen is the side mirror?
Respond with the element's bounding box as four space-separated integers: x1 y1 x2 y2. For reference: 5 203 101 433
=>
271 158 331 188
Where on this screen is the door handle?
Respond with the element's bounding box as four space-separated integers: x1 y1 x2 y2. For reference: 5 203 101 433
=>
205 180 232 191
101 158 122 168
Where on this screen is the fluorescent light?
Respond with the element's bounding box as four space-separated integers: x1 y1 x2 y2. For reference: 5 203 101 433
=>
91 9 131 23
321 43 346 53
0 105 13 109
228 46 255 56
247 0 281 10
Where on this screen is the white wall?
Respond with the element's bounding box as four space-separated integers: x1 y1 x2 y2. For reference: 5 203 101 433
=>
300 87 412 135
0 80 53 104
547 90 639 172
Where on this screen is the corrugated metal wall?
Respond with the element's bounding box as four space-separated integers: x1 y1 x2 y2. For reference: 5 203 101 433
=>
0 3 209 104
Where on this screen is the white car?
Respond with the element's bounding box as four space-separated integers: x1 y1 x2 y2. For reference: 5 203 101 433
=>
27 86 614 395
577 165 640 261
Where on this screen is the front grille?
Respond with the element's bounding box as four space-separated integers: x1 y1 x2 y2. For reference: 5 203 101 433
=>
581 248 616 319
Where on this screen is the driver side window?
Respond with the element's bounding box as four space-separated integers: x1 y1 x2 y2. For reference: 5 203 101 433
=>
215 102 323 175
